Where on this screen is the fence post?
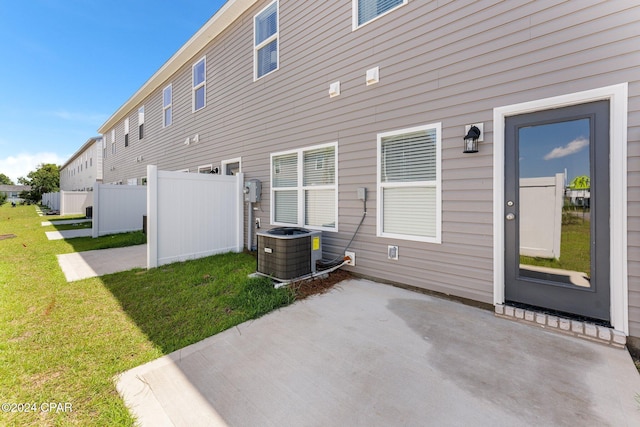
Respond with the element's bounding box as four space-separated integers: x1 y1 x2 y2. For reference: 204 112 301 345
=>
236 173 245 253
147 165 158 269
92 184 100 238
60 191 65 216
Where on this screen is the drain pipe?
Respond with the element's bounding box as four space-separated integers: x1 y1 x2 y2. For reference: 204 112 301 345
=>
247 201 254 251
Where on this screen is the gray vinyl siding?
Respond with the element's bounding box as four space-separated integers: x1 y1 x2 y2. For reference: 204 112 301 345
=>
101 0 640 334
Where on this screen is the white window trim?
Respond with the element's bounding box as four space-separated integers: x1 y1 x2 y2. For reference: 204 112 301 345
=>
138 106 145 139
222 157 242 175
192 56 206 112
270 142 338 232
124 118 130 147
352 0 408 31
163 84 172 128
376 123 442 243
253 0 279 81
198 164 213 174
493 83 629 334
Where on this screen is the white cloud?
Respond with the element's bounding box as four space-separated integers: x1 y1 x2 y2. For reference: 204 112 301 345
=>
49 110 108 124
544 137 589 160
0 152 68 183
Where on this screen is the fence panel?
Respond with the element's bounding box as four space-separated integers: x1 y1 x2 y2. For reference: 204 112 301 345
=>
42 192 60 211
147 165 244 268
92 184 147 237
60 191 93 216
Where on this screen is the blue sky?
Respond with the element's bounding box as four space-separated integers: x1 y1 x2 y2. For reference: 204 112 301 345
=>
519 118 591 184
0 0 226 182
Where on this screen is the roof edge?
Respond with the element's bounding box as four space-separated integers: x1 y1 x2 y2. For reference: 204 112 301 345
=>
61 136 102 170
97 0 256 134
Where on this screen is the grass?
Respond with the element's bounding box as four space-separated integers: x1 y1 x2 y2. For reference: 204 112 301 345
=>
0 204 295 426
520 213 591 275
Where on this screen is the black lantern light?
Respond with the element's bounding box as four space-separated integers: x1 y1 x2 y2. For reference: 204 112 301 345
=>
463 125 482 153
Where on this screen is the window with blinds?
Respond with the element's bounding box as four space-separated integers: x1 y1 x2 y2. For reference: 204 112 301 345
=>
355 0 406 28
272 143 337 230
378 124 441 243
254 1 278 80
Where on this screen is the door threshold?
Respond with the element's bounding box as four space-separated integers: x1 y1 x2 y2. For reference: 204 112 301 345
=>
495 303 626 349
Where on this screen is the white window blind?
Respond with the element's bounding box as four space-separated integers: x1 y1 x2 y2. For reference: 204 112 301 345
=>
378 124 441 242
357 0 405 27
272 143 337 230
255 1 278 79
304 146 336 228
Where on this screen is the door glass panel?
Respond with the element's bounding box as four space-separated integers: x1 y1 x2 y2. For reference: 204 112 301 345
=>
518 118 591 288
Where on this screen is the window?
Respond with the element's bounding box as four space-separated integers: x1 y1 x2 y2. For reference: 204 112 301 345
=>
138 106 145 139
193 57 206 111
198 164 213 174
377 123 441 243
222 157 242 176
124 118 130 147
111 129 116 155
163 84 172 127
102 135 106 159
271 143 337 230
353 0 406 28
254 1 278 80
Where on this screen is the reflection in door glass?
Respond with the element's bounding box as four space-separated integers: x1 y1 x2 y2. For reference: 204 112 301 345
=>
518 118 591 288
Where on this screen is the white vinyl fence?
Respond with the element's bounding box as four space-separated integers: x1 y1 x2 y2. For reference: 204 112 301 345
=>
60 191 93 216
42 192 60 211
92 184 147 237
146 165 244 268
519 174 564 259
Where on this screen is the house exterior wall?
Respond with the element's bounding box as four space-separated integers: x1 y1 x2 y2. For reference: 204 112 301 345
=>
60 137 102 191
99 1 640 335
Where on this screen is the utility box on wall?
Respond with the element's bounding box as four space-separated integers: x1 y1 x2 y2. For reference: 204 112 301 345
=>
244 179 262 203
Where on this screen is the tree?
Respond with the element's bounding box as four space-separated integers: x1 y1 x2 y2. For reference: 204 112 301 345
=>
18 163 60 203
0 173 13 185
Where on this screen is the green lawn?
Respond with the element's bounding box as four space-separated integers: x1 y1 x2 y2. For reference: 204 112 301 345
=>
520 215 591 275
0 204 294 426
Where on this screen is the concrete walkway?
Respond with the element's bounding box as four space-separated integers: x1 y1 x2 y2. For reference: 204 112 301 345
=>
57 244 147 282
46 229 93 240
42 219 91 226
116 279 640 427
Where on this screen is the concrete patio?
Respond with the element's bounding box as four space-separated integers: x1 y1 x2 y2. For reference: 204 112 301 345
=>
116 278 640 426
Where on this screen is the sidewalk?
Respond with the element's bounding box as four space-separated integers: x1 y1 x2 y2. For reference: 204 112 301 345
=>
57 244 147 282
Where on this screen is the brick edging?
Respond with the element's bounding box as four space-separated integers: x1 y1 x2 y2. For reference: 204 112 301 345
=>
495 304 626 348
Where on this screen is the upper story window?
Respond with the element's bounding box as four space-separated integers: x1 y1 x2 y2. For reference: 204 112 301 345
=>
254 1 278 80
124 118 130 147
377 123 441 243
111 129 116 155
353 0 407 29
138 106 145 139
163 84 172 127
193 57 206 111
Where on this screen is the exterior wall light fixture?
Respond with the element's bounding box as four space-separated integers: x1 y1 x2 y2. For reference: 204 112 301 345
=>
463 123 483 153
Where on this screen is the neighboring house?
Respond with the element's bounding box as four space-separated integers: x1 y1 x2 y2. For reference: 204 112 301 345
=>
97 1 640 339
60 136 103 191
0 185 31 203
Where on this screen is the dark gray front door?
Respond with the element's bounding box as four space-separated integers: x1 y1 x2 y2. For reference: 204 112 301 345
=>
504 101 610 322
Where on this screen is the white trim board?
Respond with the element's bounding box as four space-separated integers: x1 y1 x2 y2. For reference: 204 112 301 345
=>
493 83 629 334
